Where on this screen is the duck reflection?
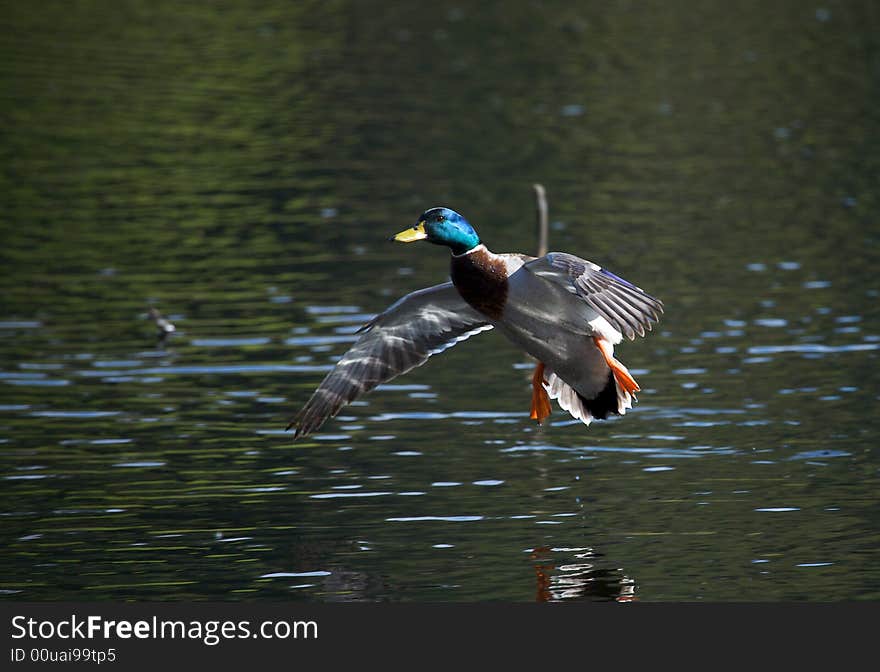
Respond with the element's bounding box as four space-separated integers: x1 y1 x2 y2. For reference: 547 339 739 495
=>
531 546 636 602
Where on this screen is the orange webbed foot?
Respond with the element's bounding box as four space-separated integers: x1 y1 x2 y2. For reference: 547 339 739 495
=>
592 336 640 396
529 362 552 424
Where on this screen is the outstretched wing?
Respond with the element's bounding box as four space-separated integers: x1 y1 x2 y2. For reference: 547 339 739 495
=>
289 282 492 439
525 252 663 340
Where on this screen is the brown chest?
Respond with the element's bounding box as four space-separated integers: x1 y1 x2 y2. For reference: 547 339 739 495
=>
450 249 508 321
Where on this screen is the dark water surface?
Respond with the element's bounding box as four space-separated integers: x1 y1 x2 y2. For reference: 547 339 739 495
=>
1 1 878 601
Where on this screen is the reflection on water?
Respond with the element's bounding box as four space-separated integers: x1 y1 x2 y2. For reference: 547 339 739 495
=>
532 546 636 603
1 1 879 601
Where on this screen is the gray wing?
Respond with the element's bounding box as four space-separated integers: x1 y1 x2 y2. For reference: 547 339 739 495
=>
289 282 492 439
525 252 663 340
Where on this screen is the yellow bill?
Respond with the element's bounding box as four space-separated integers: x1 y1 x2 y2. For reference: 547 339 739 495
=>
392 221 428 242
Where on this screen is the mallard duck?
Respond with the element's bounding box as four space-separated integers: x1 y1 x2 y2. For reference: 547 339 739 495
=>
290 207 663 439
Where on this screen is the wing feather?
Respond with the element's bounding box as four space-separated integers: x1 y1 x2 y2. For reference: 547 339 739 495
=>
290 282 492 439
525 252 663 340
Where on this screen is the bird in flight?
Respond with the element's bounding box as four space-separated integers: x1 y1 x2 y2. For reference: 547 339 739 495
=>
289 207 663 439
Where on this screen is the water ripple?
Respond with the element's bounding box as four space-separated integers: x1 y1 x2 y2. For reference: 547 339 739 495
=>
748 343 878 355
386 516 484 522
191 337 272 346
309 491 393 499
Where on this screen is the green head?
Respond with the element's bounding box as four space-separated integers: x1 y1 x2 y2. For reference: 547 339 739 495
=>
392 207 481 255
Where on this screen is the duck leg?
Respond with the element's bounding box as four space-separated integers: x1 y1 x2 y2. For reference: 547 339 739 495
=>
592 337 640 396
529 361 552 423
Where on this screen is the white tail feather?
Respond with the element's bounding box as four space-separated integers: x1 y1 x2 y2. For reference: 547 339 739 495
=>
543 367 635 426
543 369 593 426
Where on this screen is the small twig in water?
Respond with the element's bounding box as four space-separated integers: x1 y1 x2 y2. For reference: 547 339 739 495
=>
526 184 550 414
533 183 549 258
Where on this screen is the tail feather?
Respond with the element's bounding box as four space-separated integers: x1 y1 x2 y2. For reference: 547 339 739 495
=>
579 373 621 420
544 352 639 426
544 369 594 425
